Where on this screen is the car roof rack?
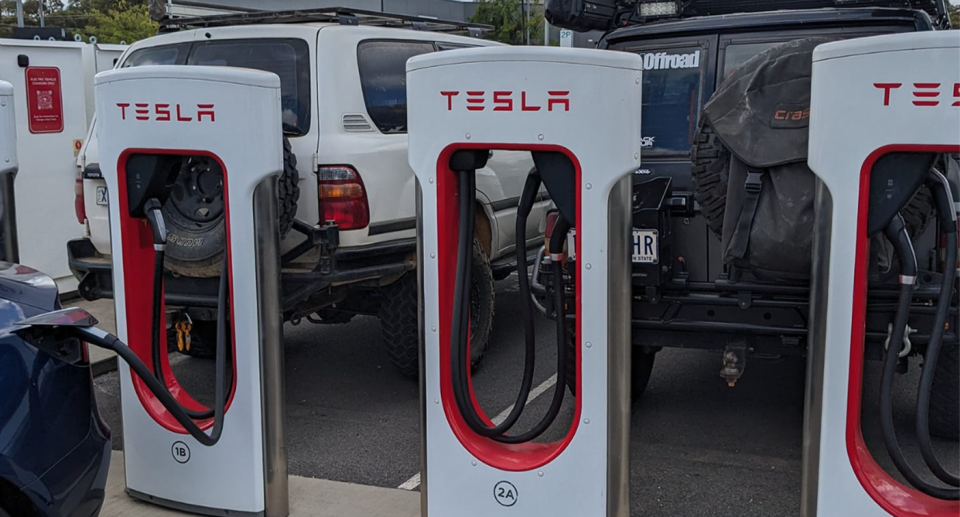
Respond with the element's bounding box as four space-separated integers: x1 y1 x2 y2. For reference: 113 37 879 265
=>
158 6 493 36
610 0 949 30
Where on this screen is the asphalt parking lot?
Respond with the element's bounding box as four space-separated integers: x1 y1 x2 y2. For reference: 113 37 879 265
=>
93 273 958 517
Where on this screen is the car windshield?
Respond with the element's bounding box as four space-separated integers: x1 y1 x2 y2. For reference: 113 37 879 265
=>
122 39 311 136
635 47 703 155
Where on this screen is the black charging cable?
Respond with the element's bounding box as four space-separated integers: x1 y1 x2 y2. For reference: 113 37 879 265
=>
109 198 231 446
450 168 570 443
914 171 959 488
879 214 959 500
72 324 225 446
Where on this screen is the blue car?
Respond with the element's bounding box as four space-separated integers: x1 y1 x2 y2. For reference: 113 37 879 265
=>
0 263 111 517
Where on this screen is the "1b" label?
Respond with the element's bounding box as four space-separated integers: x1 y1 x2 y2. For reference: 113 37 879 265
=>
172 441 191 464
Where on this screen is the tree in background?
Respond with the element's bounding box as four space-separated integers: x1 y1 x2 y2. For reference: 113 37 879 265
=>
0 0 65 36
470 0 544 45
80 0 156 43
950 3 959 28
0 0 155 43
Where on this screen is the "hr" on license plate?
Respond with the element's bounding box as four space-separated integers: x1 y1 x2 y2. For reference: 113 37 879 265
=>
632 229 658 264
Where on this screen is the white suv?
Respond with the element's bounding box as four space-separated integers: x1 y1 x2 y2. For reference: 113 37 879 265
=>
69 11 550 377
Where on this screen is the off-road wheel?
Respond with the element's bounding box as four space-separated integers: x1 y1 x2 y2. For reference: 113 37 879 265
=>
564 320 655 401
929 341 959 440
380 239 494 378
692 120 934 240
163 137 300 277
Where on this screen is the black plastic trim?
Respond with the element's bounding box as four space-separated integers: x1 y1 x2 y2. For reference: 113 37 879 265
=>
82 164 102 180
602 8 932 47
368 217 416 236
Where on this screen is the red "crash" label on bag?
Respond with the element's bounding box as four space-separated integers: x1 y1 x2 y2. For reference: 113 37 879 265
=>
25 67 64 134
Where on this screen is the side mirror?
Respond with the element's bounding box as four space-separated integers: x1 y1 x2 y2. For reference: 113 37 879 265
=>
14 307 99 365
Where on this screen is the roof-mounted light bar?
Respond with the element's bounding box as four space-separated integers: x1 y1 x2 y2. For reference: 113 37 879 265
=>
638 0 681 17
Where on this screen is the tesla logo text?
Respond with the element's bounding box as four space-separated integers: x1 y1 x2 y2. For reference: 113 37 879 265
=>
441 91 569 112
874 83 960 107
116 103 216 122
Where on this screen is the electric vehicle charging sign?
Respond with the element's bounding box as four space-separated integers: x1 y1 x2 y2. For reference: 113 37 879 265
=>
24 66 63 134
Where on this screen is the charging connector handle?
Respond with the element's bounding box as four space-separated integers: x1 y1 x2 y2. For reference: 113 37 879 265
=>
143 198 167 250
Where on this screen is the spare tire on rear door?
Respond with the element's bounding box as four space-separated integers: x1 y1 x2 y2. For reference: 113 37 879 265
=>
691 38 934 280
163 137 300 277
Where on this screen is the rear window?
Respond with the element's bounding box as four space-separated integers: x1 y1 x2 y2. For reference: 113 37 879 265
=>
122 44 188 67
721 42 783 79
357 40 435 134
636 47 704 155
122 39 311 136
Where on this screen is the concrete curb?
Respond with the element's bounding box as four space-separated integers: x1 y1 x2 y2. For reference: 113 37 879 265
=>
102 452 421 517
93 355 118 376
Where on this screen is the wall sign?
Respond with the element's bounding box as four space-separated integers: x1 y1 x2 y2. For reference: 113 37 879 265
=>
25 66 64 134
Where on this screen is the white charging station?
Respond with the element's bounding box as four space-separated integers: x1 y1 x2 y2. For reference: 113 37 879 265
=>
95 66 288 517
0 80 18 263
803 32 959 517
408 47 642 516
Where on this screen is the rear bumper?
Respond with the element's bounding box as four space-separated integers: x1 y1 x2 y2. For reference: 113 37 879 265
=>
68 239 112 301
67 237 416 311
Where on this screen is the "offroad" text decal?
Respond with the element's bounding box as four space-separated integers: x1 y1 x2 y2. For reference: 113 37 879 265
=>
640 51 700 71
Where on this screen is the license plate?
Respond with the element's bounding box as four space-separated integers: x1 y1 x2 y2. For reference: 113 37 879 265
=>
632 229 658 264
96 186 108 206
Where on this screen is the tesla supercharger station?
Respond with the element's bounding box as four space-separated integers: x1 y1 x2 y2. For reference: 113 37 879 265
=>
803 32 959 516
0 80 19 263
408 47 642 516
95 66 288 517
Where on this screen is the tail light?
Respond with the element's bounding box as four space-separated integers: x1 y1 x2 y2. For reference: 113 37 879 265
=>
317 165 369 230
74 165 86 224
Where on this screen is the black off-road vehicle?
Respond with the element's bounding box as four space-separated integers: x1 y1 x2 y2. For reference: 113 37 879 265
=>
539 0 959 439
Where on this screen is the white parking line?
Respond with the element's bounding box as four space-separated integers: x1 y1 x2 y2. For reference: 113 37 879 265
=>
397 373 559 491
397 472 422 491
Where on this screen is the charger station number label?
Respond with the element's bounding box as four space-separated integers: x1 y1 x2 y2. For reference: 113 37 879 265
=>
172 441 191 464
494 480 518 507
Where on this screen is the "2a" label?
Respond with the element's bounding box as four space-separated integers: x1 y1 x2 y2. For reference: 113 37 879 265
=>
493 480 518 507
